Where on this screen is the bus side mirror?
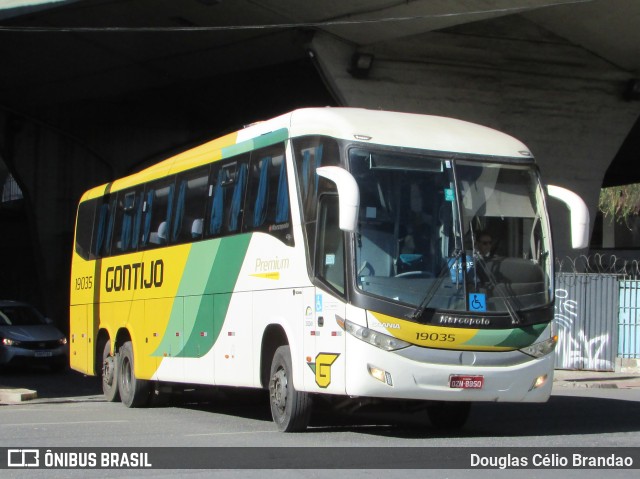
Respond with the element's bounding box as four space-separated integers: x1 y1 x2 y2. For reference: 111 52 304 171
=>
316 166 360 232
547 185 590 249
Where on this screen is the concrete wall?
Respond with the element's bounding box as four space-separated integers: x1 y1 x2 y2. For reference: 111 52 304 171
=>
310 17 640 260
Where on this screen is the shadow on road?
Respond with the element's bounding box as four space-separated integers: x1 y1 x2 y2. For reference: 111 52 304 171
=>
176 389 640 439
0 366 102 400
320 395 640 439
3 368 639 440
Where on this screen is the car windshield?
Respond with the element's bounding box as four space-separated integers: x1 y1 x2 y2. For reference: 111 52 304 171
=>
349 148 552 314
0 305 46 326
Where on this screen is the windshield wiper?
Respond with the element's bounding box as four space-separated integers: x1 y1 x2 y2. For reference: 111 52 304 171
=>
408 248 463 320
473 252 523 325
467 221 522 325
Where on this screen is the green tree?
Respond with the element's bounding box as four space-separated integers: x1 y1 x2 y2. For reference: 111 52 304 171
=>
599 183 640 225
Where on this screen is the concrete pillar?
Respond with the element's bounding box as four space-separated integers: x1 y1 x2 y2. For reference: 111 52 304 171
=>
0 111 112 328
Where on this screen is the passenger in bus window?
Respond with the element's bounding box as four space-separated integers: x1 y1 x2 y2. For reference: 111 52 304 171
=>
402 219 430 255
476 231 494 259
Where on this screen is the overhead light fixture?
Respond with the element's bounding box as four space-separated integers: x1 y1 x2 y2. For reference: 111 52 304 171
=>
349 53 374 79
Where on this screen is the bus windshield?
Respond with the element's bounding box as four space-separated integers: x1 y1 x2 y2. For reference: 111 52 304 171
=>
349 148 552 315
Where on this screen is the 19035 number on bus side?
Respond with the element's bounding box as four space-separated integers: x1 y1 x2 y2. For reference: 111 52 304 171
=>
75 276 93 290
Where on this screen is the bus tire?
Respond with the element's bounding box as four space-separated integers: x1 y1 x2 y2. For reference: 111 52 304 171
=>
101 339 120 402
269 345 311 432
426 401 471 429
118 341 150 408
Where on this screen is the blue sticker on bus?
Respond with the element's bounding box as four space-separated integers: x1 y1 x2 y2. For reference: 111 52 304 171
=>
315 294 323 312
448 255 474 283
444 188 455 201
469 293 487 312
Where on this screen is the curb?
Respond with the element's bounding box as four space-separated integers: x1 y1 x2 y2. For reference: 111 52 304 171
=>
0 388 38 403
553 376 640 390
554 381 621 389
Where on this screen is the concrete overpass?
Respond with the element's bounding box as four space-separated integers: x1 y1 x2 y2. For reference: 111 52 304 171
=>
1 0 639 326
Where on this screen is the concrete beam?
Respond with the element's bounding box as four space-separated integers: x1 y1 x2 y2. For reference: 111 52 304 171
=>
310 21 640 259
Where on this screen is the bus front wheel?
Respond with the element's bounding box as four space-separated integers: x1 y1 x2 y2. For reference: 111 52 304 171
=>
118 341 150 408
101 339 120 402
269 345 311 432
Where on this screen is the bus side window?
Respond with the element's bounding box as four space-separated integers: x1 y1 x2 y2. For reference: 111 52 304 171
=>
275 154 290 224
208 167 226 237
316 195 345 295
293 136 341 268
75 199 97 260
244 143 292 245
172 167 209 244
141 180 175 249
293 137 340 220
95 197 117 258
141 190 154 247
130 191 144 250
93 202 107 257
228 163 247 233
207 156 249 238
112 190 141 254
250 156 271 228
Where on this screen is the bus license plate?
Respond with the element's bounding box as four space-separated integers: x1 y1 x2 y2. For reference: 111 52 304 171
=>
449 375 484 389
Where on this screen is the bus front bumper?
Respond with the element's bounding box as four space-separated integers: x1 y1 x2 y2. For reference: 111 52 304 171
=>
344 335 554 403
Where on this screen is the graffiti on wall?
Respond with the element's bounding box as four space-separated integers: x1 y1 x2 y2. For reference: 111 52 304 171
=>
554 287 614 371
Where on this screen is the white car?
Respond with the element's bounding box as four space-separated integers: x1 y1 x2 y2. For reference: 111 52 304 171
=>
0 300 68 370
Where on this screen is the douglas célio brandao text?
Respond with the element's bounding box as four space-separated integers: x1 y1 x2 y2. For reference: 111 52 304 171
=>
470 452 634 469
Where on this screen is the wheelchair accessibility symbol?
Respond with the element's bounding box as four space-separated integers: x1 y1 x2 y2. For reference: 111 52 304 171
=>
469 293 487 312
315 294 323 312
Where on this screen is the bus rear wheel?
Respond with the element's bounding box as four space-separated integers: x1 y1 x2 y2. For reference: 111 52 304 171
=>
269 345 311 432
118 341 150 408
101 339 120 402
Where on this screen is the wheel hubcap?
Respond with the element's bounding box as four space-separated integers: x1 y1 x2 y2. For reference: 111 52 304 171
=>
122 359 132 392
103 356 114 387
269 368 287 414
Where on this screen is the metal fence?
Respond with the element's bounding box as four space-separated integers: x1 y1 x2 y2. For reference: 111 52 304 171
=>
554 273 619 371
619 280 640 359
551 255 640 371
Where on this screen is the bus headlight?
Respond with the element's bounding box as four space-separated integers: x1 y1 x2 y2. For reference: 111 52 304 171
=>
519 335 557 358
337 317 410 351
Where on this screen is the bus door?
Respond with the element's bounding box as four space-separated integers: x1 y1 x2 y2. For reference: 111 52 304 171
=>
303 289 346 394
303 194 347 394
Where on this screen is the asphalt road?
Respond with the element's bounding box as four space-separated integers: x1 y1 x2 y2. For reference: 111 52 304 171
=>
1 367 639 478
2 367 640 443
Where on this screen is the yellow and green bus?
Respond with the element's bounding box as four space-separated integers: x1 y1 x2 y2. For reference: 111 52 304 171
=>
70 108 588 431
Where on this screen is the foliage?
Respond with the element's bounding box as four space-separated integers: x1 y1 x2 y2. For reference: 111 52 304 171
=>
599 183 640 224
